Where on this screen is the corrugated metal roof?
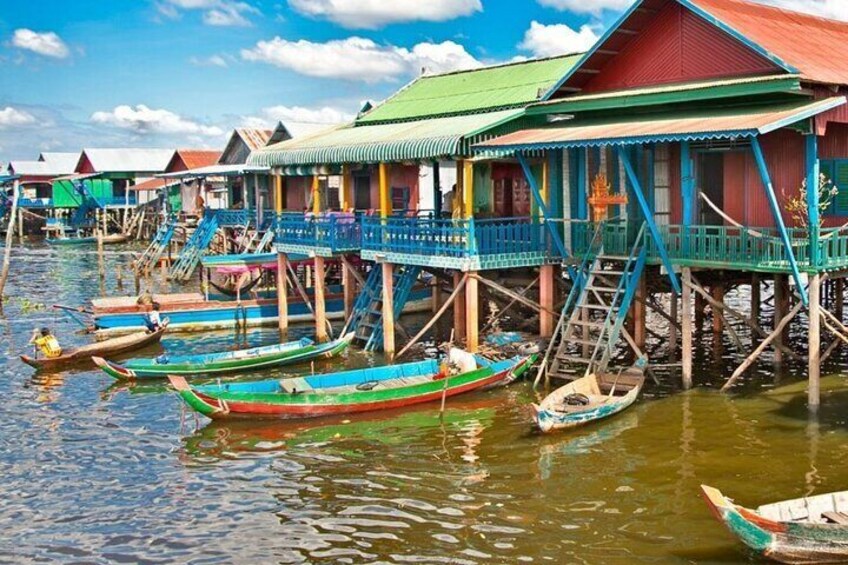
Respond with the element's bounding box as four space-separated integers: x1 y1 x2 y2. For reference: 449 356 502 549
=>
7 160 75 177
174 150 222 170
38 152 81 172
80 148 174 173
249 109 523 167
688 0 848 85
158 164 269 179
236 128 273 151
130 178 182 191
357 55 582 125
475 97 845 150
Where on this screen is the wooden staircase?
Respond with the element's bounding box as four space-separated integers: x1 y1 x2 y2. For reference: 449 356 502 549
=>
546 223 647 382
168 213 219 282
344 264 422 352
135 216 177 274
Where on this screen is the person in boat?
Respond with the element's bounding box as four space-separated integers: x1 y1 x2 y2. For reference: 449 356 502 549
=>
145 303 162 332
29 327 62 359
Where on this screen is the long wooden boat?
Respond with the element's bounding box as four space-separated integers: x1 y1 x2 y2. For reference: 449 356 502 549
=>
533 358 646 433
47 233 129 246
20 323 168 370
169 350 537 420
701 485 848 564
87 287 432 338
93 333 353 380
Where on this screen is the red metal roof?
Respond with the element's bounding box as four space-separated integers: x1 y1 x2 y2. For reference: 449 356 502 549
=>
689 0 848 85
476 98 845 149
174 150 221 171
130 178 181 192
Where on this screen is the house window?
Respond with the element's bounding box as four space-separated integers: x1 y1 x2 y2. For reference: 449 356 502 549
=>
392 186 410 213
822 159 848 216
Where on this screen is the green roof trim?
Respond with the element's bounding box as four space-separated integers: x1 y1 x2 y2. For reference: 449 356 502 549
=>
527 75 803 116
248 109 526 168
356 55 582 125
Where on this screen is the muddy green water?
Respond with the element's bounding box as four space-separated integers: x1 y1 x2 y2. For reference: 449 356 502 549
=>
2 243 848 564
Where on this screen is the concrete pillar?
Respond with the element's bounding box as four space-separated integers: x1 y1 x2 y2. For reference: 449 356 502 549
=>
540 265 555 338
809 272 821 410
453 271 466 341
382 262 395 358
277 252 288 337
681 268 693 389
314 256 327 342
466 273 479 353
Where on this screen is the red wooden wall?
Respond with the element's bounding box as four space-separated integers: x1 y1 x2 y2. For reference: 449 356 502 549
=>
582 2 780 93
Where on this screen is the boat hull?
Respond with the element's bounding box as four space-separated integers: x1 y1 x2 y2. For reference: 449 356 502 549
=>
93 293 432 338
94 334 352 380
701 485 848 564
20 325 166 370
172 356 536 420
535 390 639 432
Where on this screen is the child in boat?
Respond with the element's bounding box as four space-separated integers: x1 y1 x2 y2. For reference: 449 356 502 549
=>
30 328 62 358
145 304 162 332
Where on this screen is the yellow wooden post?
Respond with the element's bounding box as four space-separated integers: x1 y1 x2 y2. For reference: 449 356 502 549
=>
314 256 327 342
274 172 283 213
540 159 549 218
463 160 474 219
312 175 321 215
382 262 395 358
379 163 391 218
340 164 352 211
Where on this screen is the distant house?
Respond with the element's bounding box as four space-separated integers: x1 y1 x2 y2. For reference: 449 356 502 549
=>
7 154 77 207
131 149 221 212
52 148 173 209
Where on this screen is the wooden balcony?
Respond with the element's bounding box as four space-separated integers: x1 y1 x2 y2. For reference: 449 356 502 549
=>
274 212 361 257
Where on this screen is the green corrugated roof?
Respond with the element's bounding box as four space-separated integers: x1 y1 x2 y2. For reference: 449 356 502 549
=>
356 54 582 125
248 109 524 167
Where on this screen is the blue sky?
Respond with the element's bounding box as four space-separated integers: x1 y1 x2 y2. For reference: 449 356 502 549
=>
0 0 841 161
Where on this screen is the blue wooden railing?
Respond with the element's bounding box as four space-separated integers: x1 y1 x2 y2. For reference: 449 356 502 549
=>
275 212 362 253
361 216 553 259
18 197 53 208
206 208 252 227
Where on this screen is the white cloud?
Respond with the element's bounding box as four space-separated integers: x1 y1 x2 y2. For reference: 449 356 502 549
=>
91 105 224 136
288 0 482 29
241 36 481 82
519 21 598 58
11 29 70 59
189 54 229 67
242 104 353 137
0 107 37 128
756 0 848 20
157 0 258 26
537 0 632 16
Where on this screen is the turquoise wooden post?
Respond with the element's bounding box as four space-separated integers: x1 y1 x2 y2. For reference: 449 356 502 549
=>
806 134 820 269
618 146 682 295
680 141 694 253
576 147 588 221
517 153 569 259
751 137 808 306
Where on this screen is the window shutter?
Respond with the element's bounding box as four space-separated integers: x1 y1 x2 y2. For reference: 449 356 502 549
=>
833 161 848 216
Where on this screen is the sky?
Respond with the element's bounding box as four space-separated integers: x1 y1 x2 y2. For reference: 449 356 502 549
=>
0 0 845 162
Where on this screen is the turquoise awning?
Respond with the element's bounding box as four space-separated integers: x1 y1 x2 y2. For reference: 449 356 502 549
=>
248 109 524 168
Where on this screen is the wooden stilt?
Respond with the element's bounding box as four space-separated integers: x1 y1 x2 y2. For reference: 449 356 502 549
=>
453 271 466 342
314 256 327 342
277 252 288 337
342 257 355 320
836 278 844 321
0 180 20 303
431 278 441 314
712 283 725 335
682 267 693 389
539 265 555 338
17 207 24 242
751 274 761 323
398 274 468 359
97 229 105 280
382 262 396 358
466 272 479 353
774 274 789 364
669 292 678 360
695 293 706 333
809 272 821 410
634 275 647 350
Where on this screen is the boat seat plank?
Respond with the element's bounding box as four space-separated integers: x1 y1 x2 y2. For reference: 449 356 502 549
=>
822 512 848 524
